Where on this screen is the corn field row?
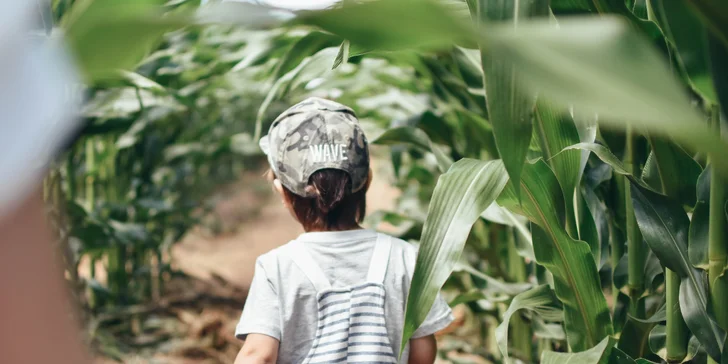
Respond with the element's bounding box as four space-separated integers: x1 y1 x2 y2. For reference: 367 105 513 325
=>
45 0 728 362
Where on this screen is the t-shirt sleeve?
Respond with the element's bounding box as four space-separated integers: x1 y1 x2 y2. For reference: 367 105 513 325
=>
411 291 455 338
235 258 281 341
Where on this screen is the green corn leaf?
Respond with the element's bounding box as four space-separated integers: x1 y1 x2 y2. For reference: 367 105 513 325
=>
618 315 662 361
541 336 616 364
484 16 688 125
686 336 707 363
193 1 293 28
550 0 662 41
373 127 453 173
401 159 508 353
535 102 581 216
533 317 567 340
420 56 486 115
647 135 702 207
585 163 613 268
578 188 603 268
63 0 186 83
415 111 457 150
478 66 532 192
573 110 599 181
481 202 535 260
106 71 168 94
453 47 485 89
614 251 666 298
682 0 728 50
484 17 728 178
448 290 487 307
455 110 499 159
709 33 728 115
454 260 533 299
646 327 706 362
332 41 372 69
610 347 638 364
715 270 728 333
498 159 613 351
630 182 727 361
636 360 661 364
641 152 662 192
299 4 728 175
467 0 548 201
583 183 610 269
299 0 475 51
549 0 599 13
632 302 668 325
537 103 602 266
649 324 667 355
679 278 724 361
652 0 717 103
79 118 135 136
645 250 666 292
495 285 561 360
561 143 659 193
689 169 728 335
254 47 338 140
272 31 342 80
562 143 631 176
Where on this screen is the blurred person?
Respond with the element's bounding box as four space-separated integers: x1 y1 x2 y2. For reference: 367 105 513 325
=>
0 2 89 364
233 98 453 364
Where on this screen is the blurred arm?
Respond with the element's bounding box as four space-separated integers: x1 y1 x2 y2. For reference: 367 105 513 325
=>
234 334 280 364
408 334 438 364
0 190 89 364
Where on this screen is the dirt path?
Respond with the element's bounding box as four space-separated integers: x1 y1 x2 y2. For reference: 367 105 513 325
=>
172 152 400 290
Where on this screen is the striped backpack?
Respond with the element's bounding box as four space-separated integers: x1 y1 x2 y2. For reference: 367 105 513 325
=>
286 233 398 363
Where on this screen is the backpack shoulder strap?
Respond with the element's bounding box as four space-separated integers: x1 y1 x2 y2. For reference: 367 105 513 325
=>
366 233 393 284
286 240 332 292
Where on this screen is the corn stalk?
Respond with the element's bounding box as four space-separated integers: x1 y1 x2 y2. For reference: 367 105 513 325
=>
624 126 646 317
708 105 727 364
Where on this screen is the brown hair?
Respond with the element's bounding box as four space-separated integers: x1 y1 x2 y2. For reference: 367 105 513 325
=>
269 169 367 231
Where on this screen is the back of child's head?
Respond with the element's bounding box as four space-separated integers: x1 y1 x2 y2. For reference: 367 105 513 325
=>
270 168 367 231
259 97 370 231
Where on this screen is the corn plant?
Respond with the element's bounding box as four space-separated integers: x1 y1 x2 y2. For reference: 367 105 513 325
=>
42 0 728 362
44 0 311 310
245 0 728 362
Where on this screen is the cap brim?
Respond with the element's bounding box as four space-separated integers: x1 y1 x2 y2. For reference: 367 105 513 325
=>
259 135 270 155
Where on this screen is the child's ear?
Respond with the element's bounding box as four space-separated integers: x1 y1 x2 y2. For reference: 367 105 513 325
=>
273 179 284 195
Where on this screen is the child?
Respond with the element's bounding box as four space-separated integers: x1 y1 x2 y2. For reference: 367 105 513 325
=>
234 98 454 364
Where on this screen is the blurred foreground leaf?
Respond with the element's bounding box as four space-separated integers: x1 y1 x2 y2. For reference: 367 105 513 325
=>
484 17 728 177
64 0 185 82
299 0 475 51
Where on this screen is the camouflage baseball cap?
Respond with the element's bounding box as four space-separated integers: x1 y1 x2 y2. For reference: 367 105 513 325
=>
259 97 370 197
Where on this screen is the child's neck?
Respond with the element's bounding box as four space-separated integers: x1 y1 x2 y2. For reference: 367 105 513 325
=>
304 224 363 233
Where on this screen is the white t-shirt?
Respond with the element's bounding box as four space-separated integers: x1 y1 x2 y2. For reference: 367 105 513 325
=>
236 229 454 363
